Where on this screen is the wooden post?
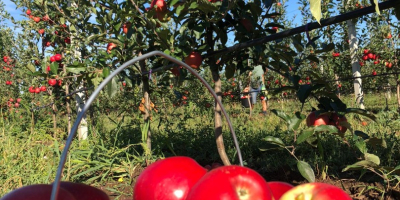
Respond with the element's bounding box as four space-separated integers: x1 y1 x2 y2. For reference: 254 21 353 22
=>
347 19 365 109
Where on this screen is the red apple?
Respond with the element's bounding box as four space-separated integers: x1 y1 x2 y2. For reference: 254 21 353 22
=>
16 98 21 103
9 98 14 102
35 87 41 93
306 111 329 127
170 66 180 77
29 86 35 93
186 165 273 200
363 49 369 54
184 51 202 69
133 156 207 200
280 182 351 200
58 182 109 200
33 16 41 23
38 29 45 35
50 56 56 63
359 61 364 66
122 22 131 34
372 70 377 76
155 0 167 12
14 103 19 108
267 181 294 200
48 79 57 86
64 37 71 44
0 184 77 200
107 43 117 53
26 9 31 15
54 54 62 62
240 19 254 32
329 113 348 134
361 55 368 61
271 26 278 32
57 79 62 86
368 53 374 59
40 86 47 92
42 14 50 21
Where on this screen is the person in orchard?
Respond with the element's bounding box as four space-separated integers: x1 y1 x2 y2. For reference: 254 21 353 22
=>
249 65 268 115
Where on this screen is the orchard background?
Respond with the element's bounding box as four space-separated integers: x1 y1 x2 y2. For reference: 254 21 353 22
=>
0 0 400 199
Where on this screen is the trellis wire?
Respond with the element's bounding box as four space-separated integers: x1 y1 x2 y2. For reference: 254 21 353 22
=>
50 51 243 200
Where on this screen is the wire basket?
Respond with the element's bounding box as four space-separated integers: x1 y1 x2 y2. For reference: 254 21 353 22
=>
49 51 243 200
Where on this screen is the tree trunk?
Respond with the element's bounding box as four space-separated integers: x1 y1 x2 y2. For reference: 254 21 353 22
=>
212 69 231 166
139 52 152 153
335 74 340 98
397 79 400 113
347 19 365 109
52 103 57 138
75 88 88 140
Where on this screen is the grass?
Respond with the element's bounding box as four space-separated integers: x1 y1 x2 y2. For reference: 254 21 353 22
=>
0 93 399 198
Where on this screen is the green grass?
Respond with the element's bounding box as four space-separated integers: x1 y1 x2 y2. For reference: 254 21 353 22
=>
0 93 399 198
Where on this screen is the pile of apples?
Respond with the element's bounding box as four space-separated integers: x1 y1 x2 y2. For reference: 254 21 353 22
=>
133 156 352 200
1 156 352 200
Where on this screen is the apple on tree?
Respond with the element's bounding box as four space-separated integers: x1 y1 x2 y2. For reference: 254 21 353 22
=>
184 51 202 69
306 111 329 127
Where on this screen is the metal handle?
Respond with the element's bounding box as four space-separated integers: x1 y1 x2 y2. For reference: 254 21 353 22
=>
50 50 243 200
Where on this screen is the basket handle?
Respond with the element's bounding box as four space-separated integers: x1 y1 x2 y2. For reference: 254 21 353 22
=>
50 51 243 200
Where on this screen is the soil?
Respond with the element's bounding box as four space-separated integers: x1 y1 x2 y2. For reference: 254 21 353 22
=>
96 165 400 200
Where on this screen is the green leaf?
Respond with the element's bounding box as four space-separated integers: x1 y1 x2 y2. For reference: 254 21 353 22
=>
343 160 380 172
314 125 339 134
288 112 306 131
189 2 198 9
260 136 286 151
346 108 376 121
271 109 290 122
106 76 119 98
354 131 369 140
60 17 65 25
364 153 380 165
366 137 387 149
309 0 322 24
66 66 86 74
373 0 380 15
305 55 319 63
50 62 58 74
297 161 315 182
297 84 312 104
355 138 367 154
297 129 314 144
26 63 36 73
103 67 110 78
225 64 235 79
395 3 400 20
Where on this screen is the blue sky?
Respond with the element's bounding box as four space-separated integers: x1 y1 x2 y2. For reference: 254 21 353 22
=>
1 0 304 29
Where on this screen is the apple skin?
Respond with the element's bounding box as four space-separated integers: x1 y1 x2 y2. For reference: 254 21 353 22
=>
48 79 57 86
133 156 207 200
0 184 77 200
184 52 202 69
306 112 329 127
186 165 273 200
267 181 294 200
279 182 352 200
58 182 109 200
329 113 348 134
